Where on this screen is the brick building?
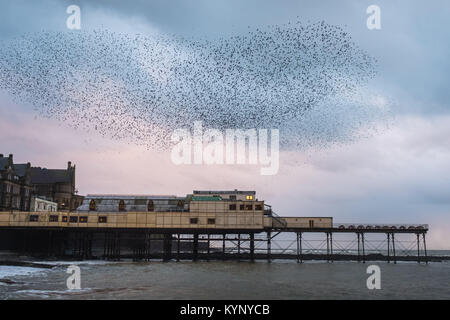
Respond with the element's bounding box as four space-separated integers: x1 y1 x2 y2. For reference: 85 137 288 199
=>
30 161 83 211
0 154 33 211
0 154 83 211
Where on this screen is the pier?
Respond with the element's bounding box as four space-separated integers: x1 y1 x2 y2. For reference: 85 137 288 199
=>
0 223 431 263
0 191 433 263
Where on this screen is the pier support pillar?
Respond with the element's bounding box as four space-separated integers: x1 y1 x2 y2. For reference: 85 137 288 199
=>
177 233 181 262
423 233 428 264
357 233 360 262
237 234 241 258
326 232 330 262
362 233 366 263
330 232 333 263
417 233 421 263
116 231 121 261
267 232 271 263
298 232 303 263
392 233 396 264
222 233 226 260
193 233 199 261
163 233 172 262
387 233 391 263
250 233 255 262
207 233 211 261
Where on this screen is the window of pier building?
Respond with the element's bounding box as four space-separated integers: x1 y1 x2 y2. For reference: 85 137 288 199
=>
147 200 154 212
119 200 126 212
89 199 96 211
79 216 88 223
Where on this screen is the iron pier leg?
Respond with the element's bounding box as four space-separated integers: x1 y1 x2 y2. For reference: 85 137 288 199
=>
362 233 366 264
357 233 360 262
392 233 396 264
193 233 199 261
250 233 255 262
330 232 333 263
299 232 303 263
148 232 152 261
238 234 241 259
117 232 121 261
207 233 210 261
326 232 330 262
163 233 172 262
296 233 300 263
222 233 226 260
423 233 428 264
177 233 180 262
267 232 271 263
387 233 390 263
417 233 421 263
47 231 53 257
102 233 107 260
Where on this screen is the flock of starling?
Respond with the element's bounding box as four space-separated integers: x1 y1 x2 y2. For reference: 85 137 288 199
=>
0 21 383 150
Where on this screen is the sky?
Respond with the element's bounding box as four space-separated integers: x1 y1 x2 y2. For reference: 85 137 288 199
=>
0 1 449 248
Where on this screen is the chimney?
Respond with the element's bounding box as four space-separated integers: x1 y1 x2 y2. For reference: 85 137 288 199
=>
8 154 13 166
67 161 72 170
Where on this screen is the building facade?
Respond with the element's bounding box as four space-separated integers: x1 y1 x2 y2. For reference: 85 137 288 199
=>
30 196 58 212
0 154 83 211
0 154 33 211
30 161 83 211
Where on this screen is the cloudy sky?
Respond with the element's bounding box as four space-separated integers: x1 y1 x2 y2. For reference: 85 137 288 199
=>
0 1 449 248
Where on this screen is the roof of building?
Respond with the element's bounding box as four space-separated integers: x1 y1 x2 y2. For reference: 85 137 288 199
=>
191 196 222 201
13 164 28 177
193 190 256 195
85 194 180 200
30 167 72 184
0 156 10 171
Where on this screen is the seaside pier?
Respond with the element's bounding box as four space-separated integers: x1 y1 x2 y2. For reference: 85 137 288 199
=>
0 190 433 263
0 212 430 263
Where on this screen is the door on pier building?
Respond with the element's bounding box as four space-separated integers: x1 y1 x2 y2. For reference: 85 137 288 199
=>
309 220 314 228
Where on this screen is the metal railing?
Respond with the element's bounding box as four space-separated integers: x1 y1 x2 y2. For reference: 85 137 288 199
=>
264 204 287 229
333 223 429 231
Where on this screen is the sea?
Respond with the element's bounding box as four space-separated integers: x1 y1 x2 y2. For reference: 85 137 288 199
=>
1 251 449 300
